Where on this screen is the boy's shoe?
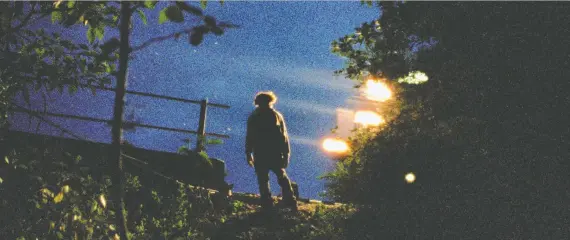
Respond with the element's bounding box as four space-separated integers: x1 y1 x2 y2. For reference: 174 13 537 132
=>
259 198 274 209
281 198 298 211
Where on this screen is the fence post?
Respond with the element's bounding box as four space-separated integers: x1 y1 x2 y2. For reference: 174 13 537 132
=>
196 98 208 152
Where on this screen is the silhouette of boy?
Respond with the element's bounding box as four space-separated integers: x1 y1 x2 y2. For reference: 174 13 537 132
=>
246 91 297 210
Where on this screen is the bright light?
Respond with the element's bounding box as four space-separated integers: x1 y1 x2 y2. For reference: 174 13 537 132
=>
405 172 416 184
397 71 429 84
322 138 349 153
354 111 384 127
365 80 392 102
99 194 107 208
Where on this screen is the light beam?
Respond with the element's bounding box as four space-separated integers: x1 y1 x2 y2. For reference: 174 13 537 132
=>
365 79 392 102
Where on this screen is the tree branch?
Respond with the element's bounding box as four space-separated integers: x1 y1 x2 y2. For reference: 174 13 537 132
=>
11 11 35 32
110 2 132 239
1 8 53 40
130 28 195 53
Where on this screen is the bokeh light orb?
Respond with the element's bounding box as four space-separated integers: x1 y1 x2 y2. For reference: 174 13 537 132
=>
405 172 416 184
354 111 384 127
365 79 392 102
322 138 349 153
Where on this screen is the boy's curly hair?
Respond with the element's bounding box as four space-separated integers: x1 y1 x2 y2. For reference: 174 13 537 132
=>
254 91 277 106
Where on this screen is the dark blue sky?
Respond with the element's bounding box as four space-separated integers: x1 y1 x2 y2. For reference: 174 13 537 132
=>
10 1 379 199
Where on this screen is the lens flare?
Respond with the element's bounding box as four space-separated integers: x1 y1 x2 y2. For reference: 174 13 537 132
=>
354 111 384 127
322 138 349 153
365 80 392 102
405 172 416 184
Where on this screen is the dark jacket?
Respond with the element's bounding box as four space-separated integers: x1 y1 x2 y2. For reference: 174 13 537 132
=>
245 107 290 157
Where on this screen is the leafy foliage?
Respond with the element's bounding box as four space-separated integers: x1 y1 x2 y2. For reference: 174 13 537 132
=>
0 137 369 239
325 2 570 238
0 1 115 119
0 0 236 125
1 147 116 239
2 1 237 238
0 137 225 239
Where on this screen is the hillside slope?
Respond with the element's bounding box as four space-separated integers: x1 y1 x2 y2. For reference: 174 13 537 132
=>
211 192 351 240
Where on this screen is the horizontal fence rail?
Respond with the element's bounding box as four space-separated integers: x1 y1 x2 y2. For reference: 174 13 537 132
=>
12 84 231 151
78 84 230 109
10 106 230 139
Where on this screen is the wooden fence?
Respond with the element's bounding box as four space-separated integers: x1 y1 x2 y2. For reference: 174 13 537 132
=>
7 85 232 192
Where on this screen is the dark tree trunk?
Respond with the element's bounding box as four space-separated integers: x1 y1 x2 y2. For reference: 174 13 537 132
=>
110 2 132 239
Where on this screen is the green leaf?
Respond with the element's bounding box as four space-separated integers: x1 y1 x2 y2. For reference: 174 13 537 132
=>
200 0 208 9
204 15 216 27
90 200 98 213
67 0 76 8
178 146 189 154
60 40 74 49
104 62 112 73
0 177 3 184
137 9 147 25
95 26 105 41
165 5 184 23
68 85 78 95
51 11 62 23
176 1 203 16
360 0 373 7
87 26 96 43
206 139 223 145
144 0 157 9
101 38 120 54
35 47 46 56
54 191 64 203
4 156 8 164
189 32 204 46
79 59 87 71
158 8 168 24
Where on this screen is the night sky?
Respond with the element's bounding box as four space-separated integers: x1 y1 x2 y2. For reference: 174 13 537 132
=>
9 1 379 199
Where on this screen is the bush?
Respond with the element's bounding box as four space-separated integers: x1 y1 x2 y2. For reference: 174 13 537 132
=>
0 141 222 239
